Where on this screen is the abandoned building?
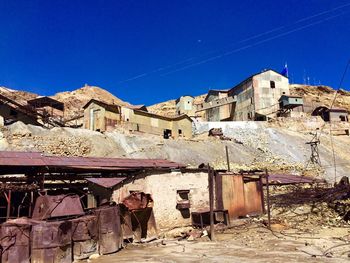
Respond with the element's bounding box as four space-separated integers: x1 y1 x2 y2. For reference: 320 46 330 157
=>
83 99 123 132
84 99 193 138
0 91 66 127
199 70 291 121
278 95 304 117
312 106 349 122
175 95 196 117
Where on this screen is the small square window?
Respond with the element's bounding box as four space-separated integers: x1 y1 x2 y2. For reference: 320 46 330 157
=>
270 81 275 88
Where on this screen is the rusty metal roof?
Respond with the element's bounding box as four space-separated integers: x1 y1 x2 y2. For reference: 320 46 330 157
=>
0 151 185 174
267 174 324 185
86 177 126 188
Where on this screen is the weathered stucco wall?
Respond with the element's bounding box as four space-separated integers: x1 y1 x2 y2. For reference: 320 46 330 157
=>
112 171 209 229
254 71 290 118
176 96 195 117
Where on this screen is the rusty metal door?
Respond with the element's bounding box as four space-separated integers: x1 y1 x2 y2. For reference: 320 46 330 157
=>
221 175 246 219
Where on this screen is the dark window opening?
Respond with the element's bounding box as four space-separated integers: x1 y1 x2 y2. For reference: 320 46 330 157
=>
340 115 347 122
282 92 286 94
178 129 182 135
176 190 190 218
163 129 172 139
178 111 181 115
270 81 276 88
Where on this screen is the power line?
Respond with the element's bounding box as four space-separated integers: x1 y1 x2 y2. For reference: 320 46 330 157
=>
161 11 349 76
118 3 350 83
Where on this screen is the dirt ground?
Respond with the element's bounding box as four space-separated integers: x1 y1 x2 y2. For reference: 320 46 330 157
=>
91 223 350 263
91 185 350 263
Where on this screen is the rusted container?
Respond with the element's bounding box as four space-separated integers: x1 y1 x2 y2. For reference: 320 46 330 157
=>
70 215 98 260
31 220 72 263
93 204 123 255
32 194 84 220
119 204 133 240
0 218 37 263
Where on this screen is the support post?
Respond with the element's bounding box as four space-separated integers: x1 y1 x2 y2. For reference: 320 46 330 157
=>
29 191 34 217
259 175 266 213
265 169 271 229
6 190 12 221
225 146 230 172
208 166 215 241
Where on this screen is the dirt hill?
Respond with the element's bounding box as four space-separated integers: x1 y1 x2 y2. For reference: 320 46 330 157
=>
290 84 350 112
0 86 38 105
52 85 132 119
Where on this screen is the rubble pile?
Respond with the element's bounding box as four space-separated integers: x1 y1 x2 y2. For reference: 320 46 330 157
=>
270 184 350 230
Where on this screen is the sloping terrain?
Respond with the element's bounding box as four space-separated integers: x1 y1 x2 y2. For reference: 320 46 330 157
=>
1 119 349 183
0 86 38 104
290 84 350 112
52 85 132 119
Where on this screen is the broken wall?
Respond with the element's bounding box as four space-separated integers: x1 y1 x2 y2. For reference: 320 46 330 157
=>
112 171 209 229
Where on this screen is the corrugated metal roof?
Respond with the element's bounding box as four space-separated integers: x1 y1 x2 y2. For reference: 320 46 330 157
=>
85 177 126 188
0 151 186 173
267 174 324 185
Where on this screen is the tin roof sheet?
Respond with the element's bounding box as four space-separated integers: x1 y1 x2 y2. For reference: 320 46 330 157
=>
0 151 185 174
85 177 126 188
267 174 324 185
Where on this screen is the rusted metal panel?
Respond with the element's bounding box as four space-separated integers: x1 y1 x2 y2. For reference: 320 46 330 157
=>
243 180 263 216
32 194 84 220
122 192 154 210
31 220 73 263
120 205 133 240
121 192 157 242
92 204 123 255
0 151 186 174
0 218 37 263
222 175 246 219
266 174 323 185
70 215 98 260
130 208 157 242
86 177 126 188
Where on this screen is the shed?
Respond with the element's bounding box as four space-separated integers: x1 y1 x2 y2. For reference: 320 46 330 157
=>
27 96 64 111
312 106 348 122
279 95 303 109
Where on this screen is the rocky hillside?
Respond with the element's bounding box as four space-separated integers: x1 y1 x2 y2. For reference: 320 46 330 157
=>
147 94 206 117
0 86 38 105
290 84 350 112
52 85 131 118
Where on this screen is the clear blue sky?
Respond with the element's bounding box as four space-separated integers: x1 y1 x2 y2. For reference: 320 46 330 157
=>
1 0 350 105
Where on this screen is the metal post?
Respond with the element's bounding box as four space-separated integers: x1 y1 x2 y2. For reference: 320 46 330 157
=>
225 146 230 172
6 190 12 221
259 175 266 213
208 166 215 241
265 169 271 229
29 191 34 217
